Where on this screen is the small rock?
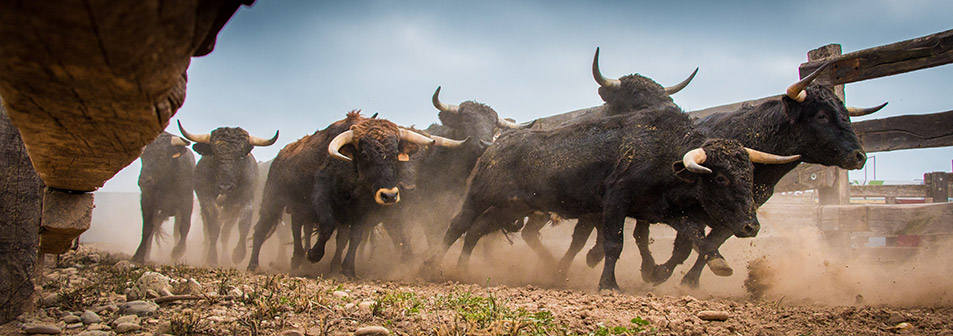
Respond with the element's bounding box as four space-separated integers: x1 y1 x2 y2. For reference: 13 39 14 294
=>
66 323 84 329
358 301 377 312
332 290 349 298
40 293 60 306
145 289 161 299
208 316 225 323
81 310 103 324
112 315 140 327
64 314 82 324
697 310 730 321
114 323 140 333
114 260 136 271
227 287 243 297
887 312 907 325
355 326 390 336
87 323 107 330
77 331 116 336
156 321 172 334
279 330 305 336
23 323 63 334
146 319 159 324
119 301 158 316
344 303 356 311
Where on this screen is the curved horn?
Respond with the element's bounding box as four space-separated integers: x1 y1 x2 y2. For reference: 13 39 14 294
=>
370 112 378 119
249 130 279 147
431 135 469 148
497 117 522 129
177 120 210 144
432 86 460 113
399 128 436 146
786 62 829 102
328 130 354 162
170 136 189 147
848 102 888 117
682 148 711 174
744 148 801 164
663 67 699 95
592 47 621 88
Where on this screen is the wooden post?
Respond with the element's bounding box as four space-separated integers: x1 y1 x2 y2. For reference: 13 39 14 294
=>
0 103 42 323
925 172 950 202
808 45 851 205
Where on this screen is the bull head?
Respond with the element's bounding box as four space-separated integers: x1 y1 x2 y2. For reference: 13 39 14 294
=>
177 120 279 147
592 47 698 95
432 86 524 129
784 62 888 116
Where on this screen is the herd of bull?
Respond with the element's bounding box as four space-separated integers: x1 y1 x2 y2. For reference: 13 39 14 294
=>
130 48 886 291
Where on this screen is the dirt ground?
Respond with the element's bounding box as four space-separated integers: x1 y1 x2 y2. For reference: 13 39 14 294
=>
5 219 953 336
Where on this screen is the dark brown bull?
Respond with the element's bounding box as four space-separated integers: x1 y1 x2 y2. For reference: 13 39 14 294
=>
179 121 278 265
131 132 195 263
246 111 463 277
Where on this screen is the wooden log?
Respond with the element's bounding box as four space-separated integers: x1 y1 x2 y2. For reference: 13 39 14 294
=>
853 110 953 153
925 172 951 203
799 29 953 85
850 184 929 198
774 163 836 193
0 104 43 323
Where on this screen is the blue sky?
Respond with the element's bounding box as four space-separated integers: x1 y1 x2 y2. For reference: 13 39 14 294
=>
100 0 953 192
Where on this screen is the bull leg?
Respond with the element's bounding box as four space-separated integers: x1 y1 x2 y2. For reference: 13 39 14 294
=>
681 226 733 288
386 220 413 264
428 199 490 266
218 210 237 264
306 217 336 263
329 225 349 274
557 215 597 274
247 203 283 271
289 216 305 270
171 201 193 260
521 212 556 265
131 201 157 263
231 205 253 264
599 192 628 291
200 204 221 265
633 219 656 282
648 230 693 284
341 222 370 279
585 222 605 267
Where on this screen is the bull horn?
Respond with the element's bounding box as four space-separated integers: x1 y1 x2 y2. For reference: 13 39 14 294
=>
328 130 355 161
177 120 210 144
497 117 522 129
682 148 711 174
400 128 436 146
431 135 468 148
170 136 189 147
249 130 280 147
847 102 888 117
432 86 460 113
744 148 801 164
785 62 829 102
592 47 621 88
663 67 699 95
370 112 378 119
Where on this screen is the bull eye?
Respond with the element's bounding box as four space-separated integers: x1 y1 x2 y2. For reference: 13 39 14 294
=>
815 113 830 123
715 174 729 187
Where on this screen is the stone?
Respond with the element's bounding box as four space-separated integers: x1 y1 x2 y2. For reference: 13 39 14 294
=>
66 323 84 329
87 323 107 330
40 293 60 306
156 321 172 334
23 323 63 334
174 278 203 296
119 301 158 316
134 272 173 299
279 330 305 336
697 310 730 321
112 315 140 327
77 331 116 336
81 310 102 324
63 314 82 324
114 260 135 271
114 323 140 333
358 301 377 313
332 290 349 298
354 326 390 336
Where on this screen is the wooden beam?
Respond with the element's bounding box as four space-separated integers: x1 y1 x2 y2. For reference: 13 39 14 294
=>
799 29 953 85
853 110 953 153
850 185 928 198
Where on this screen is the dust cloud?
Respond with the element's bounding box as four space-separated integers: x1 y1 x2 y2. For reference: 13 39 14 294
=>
84 191 952 308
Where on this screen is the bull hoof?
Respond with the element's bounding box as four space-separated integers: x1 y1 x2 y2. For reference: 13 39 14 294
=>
306 247 325 263
247 261 259 272
680 276 700 289
130 255 146 264
707 257 733 277
232 246 247 264
171 245 186 260
639 260 656 283
651 265 676 285
598 278 620 292
585 248 604 268
290 255 304 270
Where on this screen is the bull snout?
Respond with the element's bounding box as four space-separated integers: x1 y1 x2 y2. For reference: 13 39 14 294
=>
843 149 867 170
734 219 760 238
375 187 400 205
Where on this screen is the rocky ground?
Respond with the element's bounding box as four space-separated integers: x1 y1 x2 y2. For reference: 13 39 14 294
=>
3 246 953 336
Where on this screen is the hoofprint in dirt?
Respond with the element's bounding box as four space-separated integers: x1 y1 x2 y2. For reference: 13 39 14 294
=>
3 246 952 336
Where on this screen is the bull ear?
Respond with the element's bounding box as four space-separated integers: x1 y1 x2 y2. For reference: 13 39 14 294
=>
399 142 420 159
192 143 213 156
781 97 803 125
671 161 697 183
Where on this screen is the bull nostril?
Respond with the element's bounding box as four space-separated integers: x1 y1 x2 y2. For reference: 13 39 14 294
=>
375 187 400 205
854 150 867 164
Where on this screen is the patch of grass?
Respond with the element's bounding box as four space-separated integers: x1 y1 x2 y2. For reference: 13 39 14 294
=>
372 290 424 317
433 291 562 335
56 281 102 311
590 317 651 336
169 310 212 335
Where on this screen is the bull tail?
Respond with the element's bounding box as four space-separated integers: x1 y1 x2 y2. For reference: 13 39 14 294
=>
153 224 171 249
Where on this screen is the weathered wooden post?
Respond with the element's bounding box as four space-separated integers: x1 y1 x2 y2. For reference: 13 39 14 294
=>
925 172 950 202
0 103 43 323
806 44 852 205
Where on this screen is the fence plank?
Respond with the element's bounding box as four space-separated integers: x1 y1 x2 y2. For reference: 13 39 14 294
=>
853 110 953 153
799 29 953 85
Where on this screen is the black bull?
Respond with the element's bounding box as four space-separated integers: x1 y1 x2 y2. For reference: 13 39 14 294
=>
179 121 279 265
132 131 195 264
245 111 465 277
430 106 801 290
